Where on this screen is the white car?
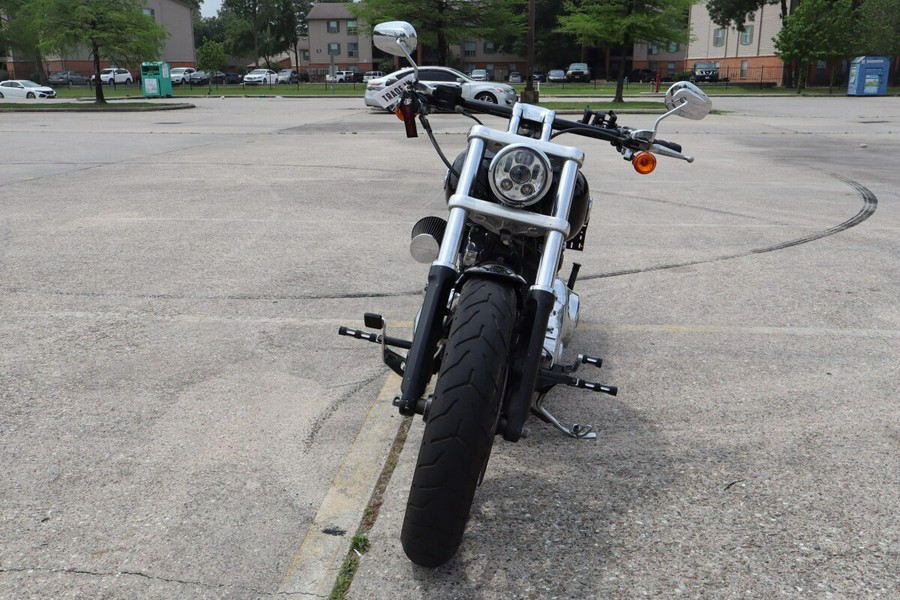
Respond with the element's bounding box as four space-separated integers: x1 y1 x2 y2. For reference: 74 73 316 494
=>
243 69 278 85
0 80 57 99
364 66 518 109
91 68 133 85
169 67 196 85
470 69 489 81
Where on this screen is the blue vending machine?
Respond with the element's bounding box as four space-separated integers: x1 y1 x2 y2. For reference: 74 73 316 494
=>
847 56 890 96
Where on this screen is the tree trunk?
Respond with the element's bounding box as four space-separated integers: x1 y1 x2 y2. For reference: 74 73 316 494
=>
614 49 627 102
92 40 106 104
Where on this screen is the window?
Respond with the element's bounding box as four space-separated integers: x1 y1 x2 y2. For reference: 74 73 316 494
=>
668 41 679 53
302 50 310 61
667 62 676 74
713 28 725 47
648 43 659 55
464 42 476 57
483 42 496 54
328 42 340 56
327 20 339 34
419 69 457 82
740 60 748 78
741 25 754 45
347 20 358 35
348 42 358 58
142 8 154 16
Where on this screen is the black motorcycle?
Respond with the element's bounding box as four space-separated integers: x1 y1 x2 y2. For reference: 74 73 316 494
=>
340 21 712 567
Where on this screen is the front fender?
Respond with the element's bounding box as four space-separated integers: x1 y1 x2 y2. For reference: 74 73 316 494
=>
457 264 527 296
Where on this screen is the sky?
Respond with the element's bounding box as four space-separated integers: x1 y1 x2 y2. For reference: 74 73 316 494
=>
200 0 222 18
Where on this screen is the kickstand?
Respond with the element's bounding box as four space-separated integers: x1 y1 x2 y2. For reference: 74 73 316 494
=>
532 392 596 440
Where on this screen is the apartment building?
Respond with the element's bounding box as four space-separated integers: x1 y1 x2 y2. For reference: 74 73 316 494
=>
3 0 195 79
687 1 794 84
304 3 526 81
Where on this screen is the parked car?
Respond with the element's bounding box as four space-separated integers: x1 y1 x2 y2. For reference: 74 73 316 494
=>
364 66 517 109
363 70 385 82
565 62 591 82
690 61 720 83
547 69 567 83
508 71 523 83
326 70 357 83
0 80 57 99
532 72 545 82
189 70 210 84
220 72 243 84
47 71 90 86
277 69 301 84
244 69 278 85
91 68 133 85
629 68 658 83
470 68 489 81
169 67 196 84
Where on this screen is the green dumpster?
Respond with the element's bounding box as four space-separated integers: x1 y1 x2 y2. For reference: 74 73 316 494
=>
141 61 173 98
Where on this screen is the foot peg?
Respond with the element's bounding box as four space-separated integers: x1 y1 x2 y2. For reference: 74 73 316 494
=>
338 313 411 377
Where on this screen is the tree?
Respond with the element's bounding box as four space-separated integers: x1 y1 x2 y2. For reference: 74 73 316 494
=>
222 0 272 67
196 37 225 92
773 0 854 91
0 0 47 82
29 0 168 103
854 0 900 57
352 0 526 67
557 0 693 102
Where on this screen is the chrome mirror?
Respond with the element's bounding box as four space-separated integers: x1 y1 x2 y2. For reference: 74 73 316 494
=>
664 82 712 120
373 21 418 59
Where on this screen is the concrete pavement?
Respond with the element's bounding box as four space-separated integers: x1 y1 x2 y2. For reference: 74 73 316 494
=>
1 94 897 598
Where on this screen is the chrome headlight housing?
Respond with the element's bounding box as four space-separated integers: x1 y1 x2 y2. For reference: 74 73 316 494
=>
488 144 552 207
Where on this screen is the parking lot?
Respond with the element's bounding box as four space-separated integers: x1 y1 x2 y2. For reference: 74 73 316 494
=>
1 95 898 598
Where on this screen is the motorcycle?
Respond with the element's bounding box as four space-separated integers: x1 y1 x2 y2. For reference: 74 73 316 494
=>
339 21 712 567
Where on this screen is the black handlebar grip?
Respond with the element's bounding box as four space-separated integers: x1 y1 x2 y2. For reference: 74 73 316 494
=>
430 84 464 111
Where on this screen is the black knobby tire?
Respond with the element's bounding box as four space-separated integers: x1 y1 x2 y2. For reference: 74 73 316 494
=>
401 277 517 567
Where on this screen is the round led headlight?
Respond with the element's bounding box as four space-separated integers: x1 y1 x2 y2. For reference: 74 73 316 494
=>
488 144 552 208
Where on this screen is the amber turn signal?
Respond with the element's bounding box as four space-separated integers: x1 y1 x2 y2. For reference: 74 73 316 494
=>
632 151 657 174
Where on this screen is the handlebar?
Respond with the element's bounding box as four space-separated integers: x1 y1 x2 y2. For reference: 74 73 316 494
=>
420 83 692 162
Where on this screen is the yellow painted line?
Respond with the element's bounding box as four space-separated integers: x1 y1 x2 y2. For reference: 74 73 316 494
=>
276 372 403 598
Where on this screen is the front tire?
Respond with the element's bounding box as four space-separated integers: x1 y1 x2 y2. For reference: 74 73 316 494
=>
401 277 517 567
26 92 35 99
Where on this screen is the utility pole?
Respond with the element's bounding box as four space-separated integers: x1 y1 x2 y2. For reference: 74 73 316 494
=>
521 0 539 103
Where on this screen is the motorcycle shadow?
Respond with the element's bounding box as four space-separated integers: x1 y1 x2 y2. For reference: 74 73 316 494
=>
424 394 675 598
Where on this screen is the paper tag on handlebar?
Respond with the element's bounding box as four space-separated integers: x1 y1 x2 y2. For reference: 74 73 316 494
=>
398 94 418 138
373 73 416 109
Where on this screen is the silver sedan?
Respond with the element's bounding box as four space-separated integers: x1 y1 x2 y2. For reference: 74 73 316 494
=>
365 66 517 109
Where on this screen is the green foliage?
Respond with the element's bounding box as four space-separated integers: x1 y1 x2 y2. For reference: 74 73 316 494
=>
197 38 226 72
27 0 168 102
556 0 692 101
221 0 306 67
352 0 526 65
0 0 48 81
853 0 900 57
774 0 855 89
